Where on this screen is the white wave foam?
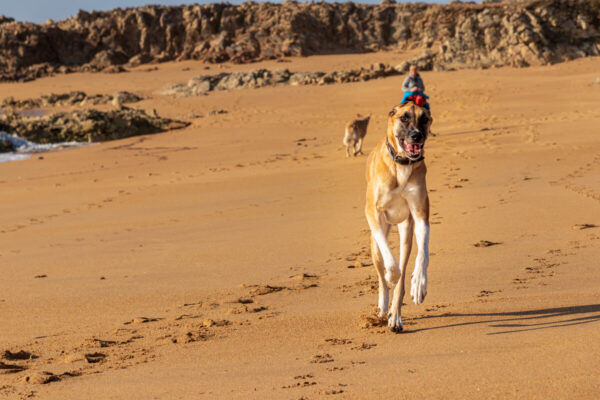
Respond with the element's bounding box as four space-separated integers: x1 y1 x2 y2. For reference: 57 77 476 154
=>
0 131 88 163
0 153 30 163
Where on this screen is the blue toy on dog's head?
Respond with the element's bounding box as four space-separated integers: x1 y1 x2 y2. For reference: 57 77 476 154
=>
401 91 430 111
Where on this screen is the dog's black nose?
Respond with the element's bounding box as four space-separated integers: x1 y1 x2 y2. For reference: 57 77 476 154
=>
410 132 423 141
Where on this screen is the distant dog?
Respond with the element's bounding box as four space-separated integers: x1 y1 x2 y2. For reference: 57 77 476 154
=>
343 114 370 157
364 101 432 333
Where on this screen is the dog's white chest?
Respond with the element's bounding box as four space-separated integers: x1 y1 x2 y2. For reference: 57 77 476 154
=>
395 165 413 189
375 166 414 224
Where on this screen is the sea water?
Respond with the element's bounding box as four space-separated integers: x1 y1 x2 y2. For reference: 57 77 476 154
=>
0 131 88 163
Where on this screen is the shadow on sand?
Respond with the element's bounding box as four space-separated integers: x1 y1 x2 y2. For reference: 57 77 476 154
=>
409 304 600 335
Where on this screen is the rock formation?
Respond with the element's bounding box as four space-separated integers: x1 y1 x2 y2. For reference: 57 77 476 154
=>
0 0 597 81
157 63 401 97
0 137 14 152
0 108 189 145
1 91 143 109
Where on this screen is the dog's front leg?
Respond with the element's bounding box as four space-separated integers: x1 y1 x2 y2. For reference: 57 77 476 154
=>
367 212 396 317
369 216 399 287
410 216 429 304
388 216 413 332
370 229 390 318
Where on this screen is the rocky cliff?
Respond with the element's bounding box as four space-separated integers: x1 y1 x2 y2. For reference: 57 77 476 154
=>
0 0 598 81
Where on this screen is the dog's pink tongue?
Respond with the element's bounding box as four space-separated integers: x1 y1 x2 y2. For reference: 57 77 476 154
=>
407 144 420 153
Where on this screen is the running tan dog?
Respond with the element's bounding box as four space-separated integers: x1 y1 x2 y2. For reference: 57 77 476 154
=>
343 114 370 157
365 101 432 333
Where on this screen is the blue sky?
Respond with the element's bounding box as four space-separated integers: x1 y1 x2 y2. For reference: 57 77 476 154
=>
2 1 458 23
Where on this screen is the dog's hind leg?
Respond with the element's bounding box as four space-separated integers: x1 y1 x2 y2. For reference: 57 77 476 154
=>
353 137 363 156
388 216 414 332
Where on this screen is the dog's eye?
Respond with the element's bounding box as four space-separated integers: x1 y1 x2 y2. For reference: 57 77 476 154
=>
419 116 430 124
400 114 410 123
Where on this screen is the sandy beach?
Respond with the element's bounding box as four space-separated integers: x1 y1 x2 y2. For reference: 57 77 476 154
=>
1 51 599 398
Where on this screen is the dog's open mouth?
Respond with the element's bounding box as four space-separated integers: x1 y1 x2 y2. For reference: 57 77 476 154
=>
402 141 423 158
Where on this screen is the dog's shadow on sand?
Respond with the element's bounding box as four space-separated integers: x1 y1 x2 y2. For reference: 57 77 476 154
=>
408 304 600 335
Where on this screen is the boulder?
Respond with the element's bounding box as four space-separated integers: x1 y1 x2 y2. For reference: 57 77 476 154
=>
0 138 15 152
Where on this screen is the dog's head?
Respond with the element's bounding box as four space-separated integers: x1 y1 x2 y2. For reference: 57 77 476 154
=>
357 114 371 124
387 102 432 160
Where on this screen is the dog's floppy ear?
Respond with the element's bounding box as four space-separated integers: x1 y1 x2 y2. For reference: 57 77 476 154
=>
389 108 396 117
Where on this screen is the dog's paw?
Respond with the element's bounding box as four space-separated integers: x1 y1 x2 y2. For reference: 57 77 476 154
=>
387 312 403 333
377 290 389 318
410 271 427 304
385 267 400 286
